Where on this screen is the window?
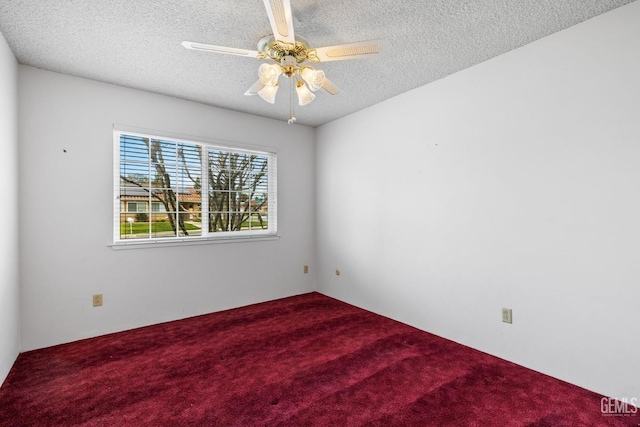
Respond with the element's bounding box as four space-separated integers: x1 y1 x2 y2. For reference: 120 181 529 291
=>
114 130 277 245
151 202 165 213
127 202 147 213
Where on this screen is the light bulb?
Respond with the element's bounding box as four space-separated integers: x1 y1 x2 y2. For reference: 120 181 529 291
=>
300 68 325 92
258 63 282 86
296 81 315 106
258 84 278 104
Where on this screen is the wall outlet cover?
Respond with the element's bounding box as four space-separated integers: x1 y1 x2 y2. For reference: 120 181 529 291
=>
502 308 512 324
93 294 103 307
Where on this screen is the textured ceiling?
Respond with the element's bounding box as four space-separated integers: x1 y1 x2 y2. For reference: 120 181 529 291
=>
0 0 636 127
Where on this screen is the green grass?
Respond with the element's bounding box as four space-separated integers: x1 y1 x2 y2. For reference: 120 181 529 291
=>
122 220 267 235
240 220 268 229
121 221 201 235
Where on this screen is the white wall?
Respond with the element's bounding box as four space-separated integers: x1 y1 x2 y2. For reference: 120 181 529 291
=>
316 2 640 401
19 67 316 351
0 31 20 384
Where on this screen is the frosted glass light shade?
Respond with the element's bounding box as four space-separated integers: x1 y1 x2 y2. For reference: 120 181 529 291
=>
258 84 278 104
296 82 315 105
258 63 282 86
300 68 325 92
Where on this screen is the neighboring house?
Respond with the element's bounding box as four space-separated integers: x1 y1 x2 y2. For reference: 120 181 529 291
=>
120 186 201 222
119 186 268 222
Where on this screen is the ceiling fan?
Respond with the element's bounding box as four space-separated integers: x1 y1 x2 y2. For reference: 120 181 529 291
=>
182 0 383 123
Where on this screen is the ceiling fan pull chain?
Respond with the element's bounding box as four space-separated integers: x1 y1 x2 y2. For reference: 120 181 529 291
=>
288 77 296 124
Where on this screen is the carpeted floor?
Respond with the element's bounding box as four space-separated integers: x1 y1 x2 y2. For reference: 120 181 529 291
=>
0 292 636 426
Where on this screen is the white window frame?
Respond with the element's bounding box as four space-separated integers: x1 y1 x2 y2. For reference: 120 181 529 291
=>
113 128 278 248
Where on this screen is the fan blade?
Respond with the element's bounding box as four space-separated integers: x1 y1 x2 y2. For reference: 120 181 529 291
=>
263 0 295 44
182 41 262 58
321 77 340 95
312 39 383 62
245 79 266 96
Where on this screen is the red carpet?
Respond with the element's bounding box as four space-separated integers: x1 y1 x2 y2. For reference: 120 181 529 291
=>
0 292 636 426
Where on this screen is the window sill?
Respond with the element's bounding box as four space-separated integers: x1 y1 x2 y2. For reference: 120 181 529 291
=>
109 235 280 250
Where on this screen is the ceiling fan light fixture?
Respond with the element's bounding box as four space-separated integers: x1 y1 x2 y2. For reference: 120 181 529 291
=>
295 81 315 105
300 67 325 92
258 63 283 86
258 84 279 104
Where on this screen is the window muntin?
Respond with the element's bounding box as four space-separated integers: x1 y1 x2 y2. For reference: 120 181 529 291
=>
114 131 276 244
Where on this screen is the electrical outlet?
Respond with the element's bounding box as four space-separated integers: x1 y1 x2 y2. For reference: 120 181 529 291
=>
502 308 512 324
304 265 309 274
93 294 103 307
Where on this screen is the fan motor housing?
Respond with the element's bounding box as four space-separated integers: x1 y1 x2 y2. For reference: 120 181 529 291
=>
259 35 312 64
